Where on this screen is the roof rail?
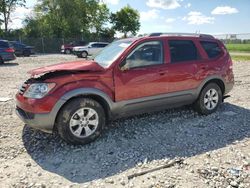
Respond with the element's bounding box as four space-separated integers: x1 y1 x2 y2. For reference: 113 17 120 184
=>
148 32 215 39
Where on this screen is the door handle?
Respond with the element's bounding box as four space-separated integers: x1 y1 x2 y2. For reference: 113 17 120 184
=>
158 70 167 76
201 65 208 70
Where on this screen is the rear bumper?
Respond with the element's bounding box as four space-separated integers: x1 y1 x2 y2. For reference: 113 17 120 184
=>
225 81 234 95
2 53 16 61
16 107 54 133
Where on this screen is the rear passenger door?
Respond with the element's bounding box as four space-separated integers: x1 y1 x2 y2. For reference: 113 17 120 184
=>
166 39 202 93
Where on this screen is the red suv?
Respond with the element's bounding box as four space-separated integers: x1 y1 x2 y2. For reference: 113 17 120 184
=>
16 33 234 145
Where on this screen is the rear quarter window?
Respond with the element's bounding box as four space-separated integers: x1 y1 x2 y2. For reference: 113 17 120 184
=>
200 41 222 59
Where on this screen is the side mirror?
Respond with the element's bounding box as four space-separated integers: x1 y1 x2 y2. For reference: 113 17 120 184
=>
120 59 129 72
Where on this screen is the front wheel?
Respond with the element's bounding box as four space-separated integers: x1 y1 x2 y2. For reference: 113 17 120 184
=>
193 83 222 115
81 51 88 58
57 98 106 145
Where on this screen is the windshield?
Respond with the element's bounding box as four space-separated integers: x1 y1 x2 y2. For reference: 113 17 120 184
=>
93 40 133 68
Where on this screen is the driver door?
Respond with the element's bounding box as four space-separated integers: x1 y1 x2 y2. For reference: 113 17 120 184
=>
114 40 169 101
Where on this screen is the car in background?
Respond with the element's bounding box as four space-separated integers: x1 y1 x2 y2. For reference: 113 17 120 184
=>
73 42 109 58
10 41 35 57
61 41 87 54
0 40 16 64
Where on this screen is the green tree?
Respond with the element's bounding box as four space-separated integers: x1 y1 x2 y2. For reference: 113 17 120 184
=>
24 0 111 39
0 0 26 33
110 5 140 38
90 3 110 37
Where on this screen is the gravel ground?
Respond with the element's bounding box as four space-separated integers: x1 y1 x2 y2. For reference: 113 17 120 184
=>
0 55 249 188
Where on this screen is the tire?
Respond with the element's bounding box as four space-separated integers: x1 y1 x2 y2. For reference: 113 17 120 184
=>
57 98 106 145
81 51 88 58
65 49 71 54
0 57 4 64
23 50 30 57
193 83 222 115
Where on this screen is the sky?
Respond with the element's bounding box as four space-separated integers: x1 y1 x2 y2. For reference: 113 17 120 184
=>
7 0 250 35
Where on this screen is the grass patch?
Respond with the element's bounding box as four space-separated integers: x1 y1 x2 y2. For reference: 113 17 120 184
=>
231 55 250 61
226 44 250 53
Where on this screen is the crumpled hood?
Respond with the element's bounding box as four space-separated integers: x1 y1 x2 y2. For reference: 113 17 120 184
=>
28 60 104 76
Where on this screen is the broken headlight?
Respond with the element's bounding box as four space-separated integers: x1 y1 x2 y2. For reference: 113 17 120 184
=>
23 83 56 99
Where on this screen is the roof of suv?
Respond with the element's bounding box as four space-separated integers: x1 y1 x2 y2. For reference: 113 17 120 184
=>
147 32 215 39
117 33 217 44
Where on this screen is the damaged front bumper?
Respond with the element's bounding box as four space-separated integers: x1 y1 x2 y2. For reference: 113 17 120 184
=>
16 106 54 133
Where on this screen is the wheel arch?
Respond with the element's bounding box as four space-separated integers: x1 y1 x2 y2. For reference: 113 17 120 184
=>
53 88 113 131
81 50 88 57
196 76 226 98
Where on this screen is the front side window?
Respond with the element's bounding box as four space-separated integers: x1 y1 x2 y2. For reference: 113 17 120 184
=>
200 41 222 59
169 40 199 63
122 41 163 70
100 43 108 48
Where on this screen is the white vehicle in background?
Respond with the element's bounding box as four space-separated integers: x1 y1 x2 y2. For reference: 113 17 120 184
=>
73 42 109 58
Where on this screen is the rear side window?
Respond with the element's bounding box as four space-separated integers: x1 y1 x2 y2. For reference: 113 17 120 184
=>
92 43 102 48
169 40 199 63
200 41 222 58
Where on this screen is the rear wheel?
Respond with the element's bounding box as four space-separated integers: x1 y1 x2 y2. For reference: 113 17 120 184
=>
193 83 222 115
23 50 30 57
57 98 106 145
65 49 71 54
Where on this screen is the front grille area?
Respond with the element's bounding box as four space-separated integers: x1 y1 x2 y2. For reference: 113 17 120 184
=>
18 82 28 95
16 106 34 119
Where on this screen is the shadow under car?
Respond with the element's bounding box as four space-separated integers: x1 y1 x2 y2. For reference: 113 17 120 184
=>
22 103 250 183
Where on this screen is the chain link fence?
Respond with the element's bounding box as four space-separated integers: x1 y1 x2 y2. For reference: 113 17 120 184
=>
4 33 250 53
4 36 114 53
214 33 250 44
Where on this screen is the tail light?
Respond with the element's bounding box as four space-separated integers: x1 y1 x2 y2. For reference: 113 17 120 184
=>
229 58 233 70
5 48 15 53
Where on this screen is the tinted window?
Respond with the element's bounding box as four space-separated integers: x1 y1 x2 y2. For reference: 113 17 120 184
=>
124 41 163 70
92 43 107 48
169 40 198 63
0 41 10 48
100 43 108 48
200 41 222 58
91 43 100 48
